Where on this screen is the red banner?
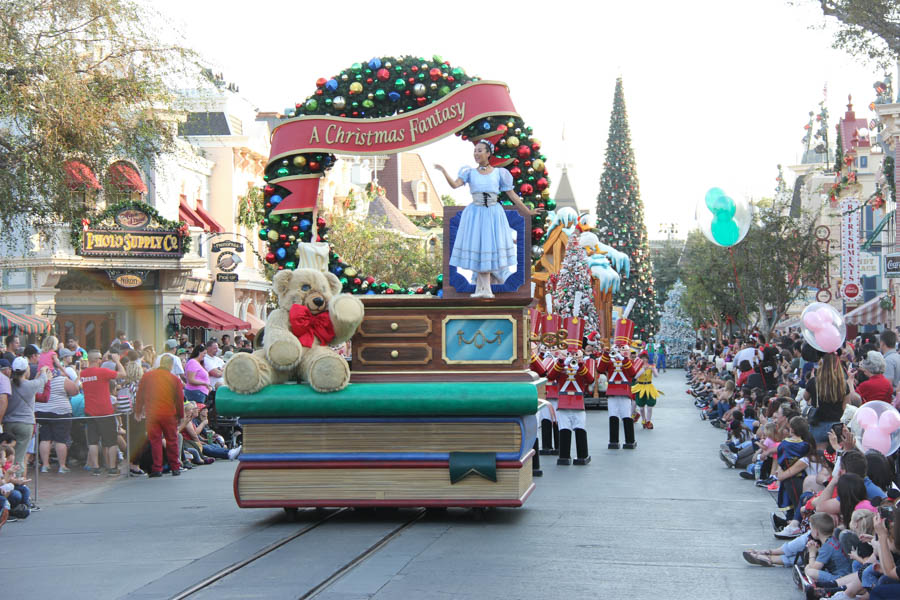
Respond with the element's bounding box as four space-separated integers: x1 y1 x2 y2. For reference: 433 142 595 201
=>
267 81 518 214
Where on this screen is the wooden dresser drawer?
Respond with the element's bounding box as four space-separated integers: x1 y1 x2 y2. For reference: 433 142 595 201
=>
358 316 432 338
357 343 432 366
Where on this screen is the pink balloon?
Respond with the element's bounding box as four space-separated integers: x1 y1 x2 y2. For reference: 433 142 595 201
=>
857 405 900 455
816 326 842 353
802 311 825 329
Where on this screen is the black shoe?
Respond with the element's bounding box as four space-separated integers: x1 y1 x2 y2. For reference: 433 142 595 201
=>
532 468 543 477
739 471 755 480
608 443 620 450
539 449 558 456
623 442 637 449
148 472 162 478
772 511 789 530
171 469 181 476
556 457 571 465
573 456 591 465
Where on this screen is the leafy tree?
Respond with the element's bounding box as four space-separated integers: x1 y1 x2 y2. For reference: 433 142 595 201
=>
650 239 683 307
327 216 442 287
0 0 194 232
440 194 457 207
811 1 900 69
680 230 744 328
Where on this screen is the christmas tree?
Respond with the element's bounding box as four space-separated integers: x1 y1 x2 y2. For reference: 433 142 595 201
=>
595 78 659 335
551 236 601 338
657 280 693 368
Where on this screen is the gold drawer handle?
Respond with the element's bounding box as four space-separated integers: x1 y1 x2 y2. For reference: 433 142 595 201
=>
390 350 399 358
390 322 399 330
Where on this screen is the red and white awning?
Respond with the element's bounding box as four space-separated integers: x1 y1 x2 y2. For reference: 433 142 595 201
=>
109 162 147 194
64 161 102 191
844 293 894 327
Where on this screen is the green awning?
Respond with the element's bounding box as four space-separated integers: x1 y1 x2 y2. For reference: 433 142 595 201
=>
863 212 892 250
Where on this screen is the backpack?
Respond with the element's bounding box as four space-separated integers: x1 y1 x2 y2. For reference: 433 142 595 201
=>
10 503 29 519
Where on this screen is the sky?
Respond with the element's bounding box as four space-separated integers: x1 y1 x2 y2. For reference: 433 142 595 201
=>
152 0 887 239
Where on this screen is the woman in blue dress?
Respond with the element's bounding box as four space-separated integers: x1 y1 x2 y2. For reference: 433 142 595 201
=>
435 141 539 298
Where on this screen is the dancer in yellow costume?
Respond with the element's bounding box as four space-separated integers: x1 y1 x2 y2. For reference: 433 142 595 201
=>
632 349 662 429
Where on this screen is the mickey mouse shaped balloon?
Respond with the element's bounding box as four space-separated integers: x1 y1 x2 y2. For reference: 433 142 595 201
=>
800 302 846 354
851 401 900 456
696 188 752 247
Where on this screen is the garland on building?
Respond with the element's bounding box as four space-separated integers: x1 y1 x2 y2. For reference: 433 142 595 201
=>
594 77 658 335
70 199 191 253
258 55 556 294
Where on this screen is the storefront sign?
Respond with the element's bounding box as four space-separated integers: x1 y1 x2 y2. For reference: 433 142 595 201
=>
105 270 149 288
216 252 239 273
860 251 880 278
212 240 244 253
81 206 184 258
886 253 900 278
840 197 861 299
216 273 238 282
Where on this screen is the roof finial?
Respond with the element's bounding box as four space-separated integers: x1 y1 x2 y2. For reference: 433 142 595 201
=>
847 94 853 112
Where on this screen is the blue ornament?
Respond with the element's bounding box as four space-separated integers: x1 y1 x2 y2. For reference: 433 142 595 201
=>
366 290 375 295
276 248 286 260
368 58 382 70
388 91 401 102
333 265 343 275
270 194 282 205
325 78 338 92
480 120 491 131
299 219 311 231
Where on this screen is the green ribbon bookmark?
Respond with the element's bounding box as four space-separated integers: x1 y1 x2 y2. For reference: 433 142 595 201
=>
448 452 497 484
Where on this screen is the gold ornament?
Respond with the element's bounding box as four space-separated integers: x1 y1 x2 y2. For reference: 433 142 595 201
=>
533 159 545 172
349 81 363 94
288 235 296 242
541 189 551 199
506 136 519 148
293 156 307 168
267 230 279 242
344 267 358 277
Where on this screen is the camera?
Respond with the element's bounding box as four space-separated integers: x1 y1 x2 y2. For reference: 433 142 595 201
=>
879 504 894 521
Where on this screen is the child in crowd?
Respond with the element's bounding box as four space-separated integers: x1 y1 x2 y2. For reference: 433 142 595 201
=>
775 416 815 522
800 512 854 588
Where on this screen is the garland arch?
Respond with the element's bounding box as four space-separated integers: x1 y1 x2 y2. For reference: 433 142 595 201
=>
258 55 556 295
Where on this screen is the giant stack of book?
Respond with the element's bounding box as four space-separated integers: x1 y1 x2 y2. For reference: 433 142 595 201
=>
216 381 537 508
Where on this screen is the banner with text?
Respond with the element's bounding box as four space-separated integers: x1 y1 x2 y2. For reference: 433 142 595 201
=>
267 81 518 214
840 197 861 301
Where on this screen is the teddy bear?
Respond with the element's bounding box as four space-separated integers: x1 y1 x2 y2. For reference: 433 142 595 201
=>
223 267 364 394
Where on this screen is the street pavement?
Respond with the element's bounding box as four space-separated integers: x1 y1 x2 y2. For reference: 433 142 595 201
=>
3 370 802 599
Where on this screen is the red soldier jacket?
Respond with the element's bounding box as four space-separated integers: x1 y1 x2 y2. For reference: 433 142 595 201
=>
530 353 558 399
549 357 596 411
598 352 641 398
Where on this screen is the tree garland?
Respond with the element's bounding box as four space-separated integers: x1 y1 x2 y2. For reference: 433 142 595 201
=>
258 55 556 295
70 199 191 253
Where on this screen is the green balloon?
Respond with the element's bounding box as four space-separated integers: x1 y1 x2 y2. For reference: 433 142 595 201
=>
711 217 740 246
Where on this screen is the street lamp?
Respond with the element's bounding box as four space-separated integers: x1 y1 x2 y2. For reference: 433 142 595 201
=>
43 306 57 335
167 306 182 336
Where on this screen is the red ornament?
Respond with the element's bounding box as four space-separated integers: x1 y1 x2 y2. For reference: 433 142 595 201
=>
517 146 531 159
315 89 323 96
532 227 544 238
416 97 427 106
366 78 373 84
377 68 390 81
366 276 375 284
386 288 395 294
532 141 541 152
309 161 320 171
509 166 522 178
279 234 287 241
354 278 362 285
411 66 418 72
536 177 549 192
316 77 327 88
519 183 534 195
264 185 274 194
291 225 299 232
429 67 442 81
317 216 326 227
265 252 276 263
265 202 272 209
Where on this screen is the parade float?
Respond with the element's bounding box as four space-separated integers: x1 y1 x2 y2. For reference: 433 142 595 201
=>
216 56 559 510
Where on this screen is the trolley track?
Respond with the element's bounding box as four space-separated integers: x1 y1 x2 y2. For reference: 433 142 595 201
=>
170 507 427 600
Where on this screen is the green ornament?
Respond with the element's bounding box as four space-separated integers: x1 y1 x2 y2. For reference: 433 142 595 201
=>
258 229 268 240
451 67 465 78
374 89 386 101
351 62 362 72
305 98 318 111
437 84 450 96
276 167 289 176
285 261 296 269
436 274 443 283
362 99 374 108
432 54 443 63
394 79 406 91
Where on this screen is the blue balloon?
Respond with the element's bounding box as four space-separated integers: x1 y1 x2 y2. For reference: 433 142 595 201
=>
388 91 401 102
299 219 311 231
276 248 286 260
325 78 338 92
270 194 282 205
368 58 382 70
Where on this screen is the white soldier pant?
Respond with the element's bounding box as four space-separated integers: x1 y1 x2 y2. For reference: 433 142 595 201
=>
607 396 632 419
556 408 586 431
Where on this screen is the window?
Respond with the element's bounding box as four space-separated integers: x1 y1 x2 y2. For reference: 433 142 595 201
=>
860 156 868 168
417 181 428 207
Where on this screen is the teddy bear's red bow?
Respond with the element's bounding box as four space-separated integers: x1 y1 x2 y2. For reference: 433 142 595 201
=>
289 304 336 348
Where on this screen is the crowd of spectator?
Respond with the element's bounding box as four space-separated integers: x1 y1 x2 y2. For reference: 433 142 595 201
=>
0 330 244 530
687 328 900 598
